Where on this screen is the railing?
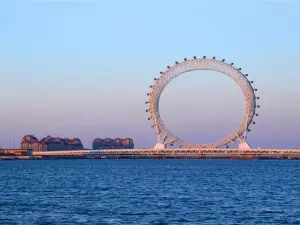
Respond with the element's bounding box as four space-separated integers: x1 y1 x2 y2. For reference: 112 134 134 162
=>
32 148 300 156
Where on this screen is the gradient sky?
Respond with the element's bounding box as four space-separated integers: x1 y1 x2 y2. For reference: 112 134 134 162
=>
0 0 300 149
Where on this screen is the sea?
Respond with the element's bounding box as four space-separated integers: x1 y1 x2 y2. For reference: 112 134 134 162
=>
1 159 300 225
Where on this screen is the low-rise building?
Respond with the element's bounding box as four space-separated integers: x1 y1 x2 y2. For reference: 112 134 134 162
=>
20 135 84 151
92 138 134 149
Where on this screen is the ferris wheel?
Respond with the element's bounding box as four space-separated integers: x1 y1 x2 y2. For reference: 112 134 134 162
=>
145 56 260 149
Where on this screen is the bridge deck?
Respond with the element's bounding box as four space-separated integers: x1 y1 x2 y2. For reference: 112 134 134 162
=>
32 148 300 156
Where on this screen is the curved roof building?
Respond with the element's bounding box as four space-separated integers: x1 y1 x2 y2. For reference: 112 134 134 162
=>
21 135 39 143
21 135 84 151
92 138 134 149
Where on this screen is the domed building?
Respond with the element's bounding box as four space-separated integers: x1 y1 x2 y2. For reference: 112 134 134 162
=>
92 138 134 150
123 138 134 149
20 135 84 151
65 138 84 150
21 135 38 143
20 135 47 152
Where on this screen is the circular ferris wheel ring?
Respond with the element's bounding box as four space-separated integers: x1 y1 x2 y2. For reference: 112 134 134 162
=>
146 56 259 149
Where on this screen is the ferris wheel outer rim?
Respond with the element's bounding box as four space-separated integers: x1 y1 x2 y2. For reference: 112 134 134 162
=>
148 57 258 148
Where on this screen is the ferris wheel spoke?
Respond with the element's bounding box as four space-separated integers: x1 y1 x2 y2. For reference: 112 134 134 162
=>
162 133 168 142
165 139 176 145
228 138 238 145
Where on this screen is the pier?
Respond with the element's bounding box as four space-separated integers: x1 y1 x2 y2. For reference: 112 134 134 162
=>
29 148 300 159
3 148 300 160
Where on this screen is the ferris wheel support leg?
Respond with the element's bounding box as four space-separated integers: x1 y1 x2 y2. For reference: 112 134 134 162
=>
153 130 166 149
235 132 243 143
238 141 251 149
162 133 168 142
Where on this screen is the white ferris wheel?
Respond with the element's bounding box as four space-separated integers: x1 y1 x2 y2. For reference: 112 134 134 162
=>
145 56 259 149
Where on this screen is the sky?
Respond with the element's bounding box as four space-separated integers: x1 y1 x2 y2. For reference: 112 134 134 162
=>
0 0 300 149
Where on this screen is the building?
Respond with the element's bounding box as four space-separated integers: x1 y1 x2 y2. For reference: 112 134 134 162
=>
20 135 46 152
92 138 134 149
20 135 84 152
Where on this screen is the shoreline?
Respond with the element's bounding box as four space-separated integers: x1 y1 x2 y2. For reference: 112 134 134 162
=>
1 155 300 160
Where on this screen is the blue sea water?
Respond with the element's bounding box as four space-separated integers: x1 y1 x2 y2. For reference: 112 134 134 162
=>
1 159 300 225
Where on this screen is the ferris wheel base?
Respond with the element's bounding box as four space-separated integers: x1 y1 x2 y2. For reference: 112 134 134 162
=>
238 141 251 149
154 142 252 150
154 143 166 149
154 142 252 149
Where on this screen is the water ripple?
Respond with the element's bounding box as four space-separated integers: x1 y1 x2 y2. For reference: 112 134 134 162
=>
1 159 300 224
